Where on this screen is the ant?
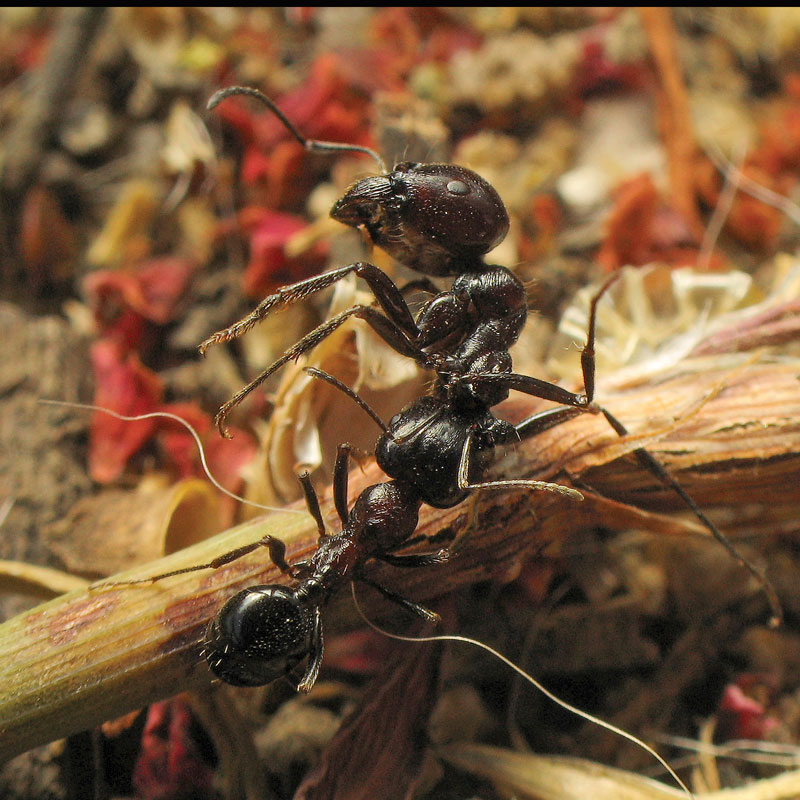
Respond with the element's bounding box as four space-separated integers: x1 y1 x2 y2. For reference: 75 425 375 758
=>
201 442 442 689
198 379 583 690
184 86 782 688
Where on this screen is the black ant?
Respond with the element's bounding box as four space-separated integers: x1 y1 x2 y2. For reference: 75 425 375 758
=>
200 442 453 689
185 86 782 688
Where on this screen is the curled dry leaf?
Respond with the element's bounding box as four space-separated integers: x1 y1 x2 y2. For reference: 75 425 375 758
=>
42 478 221 577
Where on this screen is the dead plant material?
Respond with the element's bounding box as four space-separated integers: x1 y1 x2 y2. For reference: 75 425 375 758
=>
0 325 798 761
638 7 704 238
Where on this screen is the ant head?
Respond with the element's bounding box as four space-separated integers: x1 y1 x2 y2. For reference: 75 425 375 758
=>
204 585 313 687
331 163 509 277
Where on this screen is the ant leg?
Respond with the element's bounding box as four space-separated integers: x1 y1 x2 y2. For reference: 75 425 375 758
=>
332 443 352 526
378 550 450 568
199 262 420 354
297 442 353 532
94 533 295 588
294 605 323 693
298 471 327 539
578 271 622 405
213 303 426 436
515 406 584 441
357 575 440 624
599 406 782 626
304 367 389 434
456 431 583 501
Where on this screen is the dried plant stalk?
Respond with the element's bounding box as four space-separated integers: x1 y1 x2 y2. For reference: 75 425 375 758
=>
1 353 799 761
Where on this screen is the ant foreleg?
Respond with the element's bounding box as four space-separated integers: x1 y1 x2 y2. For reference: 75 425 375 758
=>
199 262 420 355
213 303 426 437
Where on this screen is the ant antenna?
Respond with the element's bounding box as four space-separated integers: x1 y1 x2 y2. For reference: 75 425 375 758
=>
351 584 695 800
37 400 303 516
207 86 389 175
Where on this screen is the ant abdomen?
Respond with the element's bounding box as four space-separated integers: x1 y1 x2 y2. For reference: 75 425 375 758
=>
204 585 314 687
331 163 509 276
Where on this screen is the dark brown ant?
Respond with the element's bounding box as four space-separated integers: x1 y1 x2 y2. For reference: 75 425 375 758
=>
203 86 526 438
186 86 782 688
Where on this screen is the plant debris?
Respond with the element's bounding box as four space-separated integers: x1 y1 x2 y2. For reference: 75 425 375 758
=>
2 8 800 800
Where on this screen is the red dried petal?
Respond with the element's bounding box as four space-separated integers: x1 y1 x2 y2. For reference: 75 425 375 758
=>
755 106 800 176
202 428 257 493
571 34 647 101
241 139 306 207
202 428 258 525
84 258 194 330
132 698 214 800
261 54 369 148
717 682 779 742
724 165 784 251
238 207 328 297
154 402 212 479
89 339 163 483
598 173 660 271
84 270 146 330
135 258 195 324
597 173 708 270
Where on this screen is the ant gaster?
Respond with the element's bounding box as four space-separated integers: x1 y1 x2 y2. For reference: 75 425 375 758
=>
189 86 781 688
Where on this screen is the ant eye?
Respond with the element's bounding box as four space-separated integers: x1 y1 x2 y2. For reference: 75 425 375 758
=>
446 180 469 195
